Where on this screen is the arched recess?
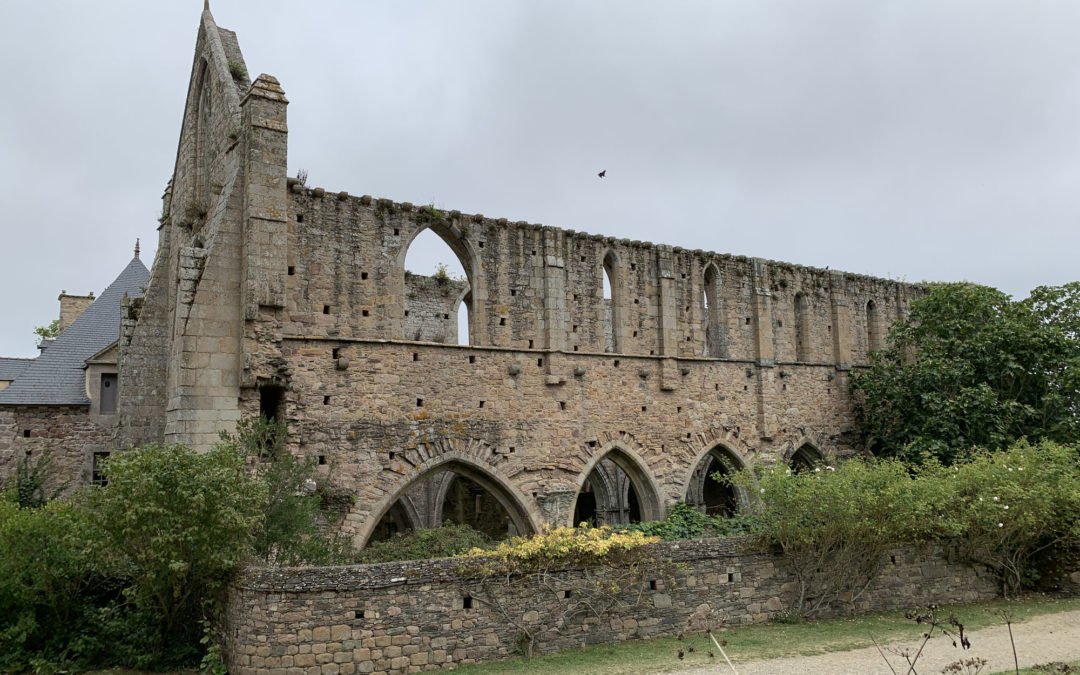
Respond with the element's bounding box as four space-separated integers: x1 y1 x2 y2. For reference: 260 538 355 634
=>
351 451 539 548
397 221 483 346
703 263 725 357
794 292 811 362
788 443 824 473
571 443 663 526
601 250 623 353
368 499 420 543
193 59 213 208
684 443 750 517
454 286 472 346
866 300 882 355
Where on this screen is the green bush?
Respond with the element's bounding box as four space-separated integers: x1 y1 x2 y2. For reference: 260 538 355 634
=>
729 458 928 617
617 501 759 540
88 443 265 664
354 523 495 564
929 440 1080 595
221 416 347 566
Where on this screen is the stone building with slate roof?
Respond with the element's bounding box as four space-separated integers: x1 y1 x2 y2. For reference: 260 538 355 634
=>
0 246 148 489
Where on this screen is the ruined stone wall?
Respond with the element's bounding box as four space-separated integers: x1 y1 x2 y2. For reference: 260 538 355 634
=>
0 405 114 493
263 338 860 543
222 539 997 674
402 275 467 344
274 190 918 363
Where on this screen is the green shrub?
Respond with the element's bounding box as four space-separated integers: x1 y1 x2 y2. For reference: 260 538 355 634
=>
931 440 1080 595
88 443 264 664
221 416 347 566
617 501 759 540
355 523 495 564
3 449 66 508
730 458 927 617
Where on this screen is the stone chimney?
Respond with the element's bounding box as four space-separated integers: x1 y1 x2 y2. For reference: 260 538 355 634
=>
58 291 95 333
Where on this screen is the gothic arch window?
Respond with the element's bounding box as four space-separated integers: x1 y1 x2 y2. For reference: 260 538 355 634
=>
685 444 747 517
601 251 622 353
794 292 811 362
362 459 534 547
866 300 882 354
703 263 725 357
401 224 476 345
573 446 661 526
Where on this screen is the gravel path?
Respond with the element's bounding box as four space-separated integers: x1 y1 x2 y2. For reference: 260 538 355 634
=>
673 609 1080 675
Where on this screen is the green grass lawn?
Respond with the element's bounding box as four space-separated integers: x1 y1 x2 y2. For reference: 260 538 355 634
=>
451 595 1080 675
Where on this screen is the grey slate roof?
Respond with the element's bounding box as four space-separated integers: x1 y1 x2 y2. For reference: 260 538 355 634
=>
0 357 34 381
0 257 149 406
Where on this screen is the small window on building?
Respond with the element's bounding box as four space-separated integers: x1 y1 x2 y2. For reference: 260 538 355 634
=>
92 451 110 486
100 373 118 414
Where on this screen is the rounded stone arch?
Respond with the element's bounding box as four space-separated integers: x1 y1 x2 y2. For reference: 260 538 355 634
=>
395 219 486 345
569 437 665 526
348 439 542 548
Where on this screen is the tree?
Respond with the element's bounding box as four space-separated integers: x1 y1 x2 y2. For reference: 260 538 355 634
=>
851 282 1080 464
88 443 264 659
33 319 60 345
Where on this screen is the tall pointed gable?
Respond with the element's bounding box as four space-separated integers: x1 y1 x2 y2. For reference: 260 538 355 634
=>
117 7 290 451
167 5 250 224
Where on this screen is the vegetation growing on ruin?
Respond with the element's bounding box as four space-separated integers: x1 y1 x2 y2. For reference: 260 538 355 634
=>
729 441 1080 615
227 60 247 80
852 281 1080 465
354 523 494 564
617 501 758 540
459 525 670 658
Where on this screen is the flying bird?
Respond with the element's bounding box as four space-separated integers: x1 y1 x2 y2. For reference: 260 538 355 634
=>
598 170 606 178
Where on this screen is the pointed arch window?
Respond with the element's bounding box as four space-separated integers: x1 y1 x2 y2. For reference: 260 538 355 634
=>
703 264 725 357
794 293 811 362
866 300 882 354
602 251 621 353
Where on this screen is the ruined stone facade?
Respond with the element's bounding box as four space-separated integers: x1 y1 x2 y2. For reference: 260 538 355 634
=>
102 7 926 545
4 8 924 544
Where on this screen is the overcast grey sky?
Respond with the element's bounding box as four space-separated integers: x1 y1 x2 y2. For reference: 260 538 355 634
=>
2 1 1078 358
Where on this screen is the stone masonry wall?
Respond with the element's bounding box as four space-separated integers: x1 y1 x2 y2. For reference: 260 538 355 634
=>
403 275 468 344
222 538 997 675
0 405 114 494
270 339 860 544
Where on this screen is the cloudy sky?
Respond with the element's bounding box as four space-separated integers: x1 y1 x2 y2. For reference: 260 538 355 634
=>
1 1 1077 358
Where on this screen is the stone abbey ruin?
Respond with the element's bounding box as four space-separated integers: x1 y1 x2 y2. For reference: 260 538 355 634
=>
0 7 923 549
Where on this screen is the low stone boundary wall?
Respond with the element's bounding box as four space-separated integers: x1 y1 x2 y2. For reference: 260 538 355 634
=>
223 538 997 674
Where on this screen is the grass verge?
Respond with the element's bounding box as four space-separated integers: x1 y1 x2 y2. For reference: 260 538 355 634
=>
451 595 1080 675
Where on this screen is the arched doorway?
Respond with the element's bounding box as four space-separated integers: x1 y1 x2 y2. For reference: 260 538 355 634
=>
572 447 661 526
685 444 746 517
789 443 824 473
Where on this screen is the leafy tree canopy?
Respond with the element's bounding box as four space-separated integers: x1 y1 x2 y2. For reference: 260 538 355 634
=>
851 281 1080 464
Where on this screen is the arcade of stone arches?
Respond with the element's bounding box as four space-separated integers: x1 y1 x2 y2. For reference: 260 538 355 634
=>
366 441 826 544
